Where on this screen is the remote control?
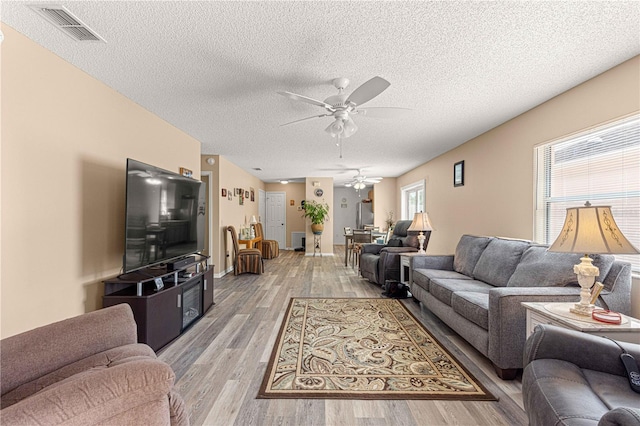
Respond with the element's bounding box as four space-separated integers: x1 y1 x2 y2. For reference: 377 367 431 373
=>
620 353 640 393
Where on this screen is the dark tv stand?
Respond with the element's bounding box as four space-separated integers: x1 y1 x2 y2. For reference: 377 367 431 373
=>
103 259 214 352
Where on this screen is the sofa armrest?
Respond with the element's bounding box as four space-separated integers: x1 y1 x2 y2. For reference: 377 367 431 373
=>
411 255 454 271
487 287 580 370
524 324 640 377
361 243 384 255
1 304 138 396
1 358 175 425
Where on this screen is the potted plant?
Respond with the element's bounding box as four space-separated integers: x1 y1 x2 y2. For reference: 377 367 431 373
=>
302 200 329 234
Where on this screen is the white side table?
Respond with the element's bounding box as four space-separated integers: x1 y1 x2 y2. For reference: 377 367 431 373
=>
522 302 640 344
400 253 429 286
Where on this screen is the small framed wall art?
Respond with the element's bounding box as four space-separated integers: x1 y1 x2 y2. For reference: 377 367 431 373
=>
221 188 227 197
454 160 464 187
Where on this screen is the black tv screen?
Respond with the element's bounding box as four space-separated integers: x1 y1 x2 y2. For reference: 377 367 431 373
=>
124 158 205 273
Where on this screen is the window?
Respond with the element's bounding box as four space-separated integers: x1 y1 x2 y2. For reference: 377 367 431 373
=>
401 180 425 220
534 115 640 272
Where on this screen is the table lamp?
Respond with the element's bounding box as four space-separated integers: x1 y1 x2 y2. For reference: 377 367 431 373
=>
548 202 639 315
408 212 433 254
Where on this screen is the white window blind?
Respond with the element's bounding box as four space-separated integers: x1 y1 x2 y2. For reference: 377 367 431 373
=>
534 115 640 272
401 180 425 220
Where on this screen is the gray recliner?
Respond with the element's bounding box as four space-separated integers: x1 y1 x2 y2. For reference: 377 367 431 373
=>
359 220 427 286
523 324 640 426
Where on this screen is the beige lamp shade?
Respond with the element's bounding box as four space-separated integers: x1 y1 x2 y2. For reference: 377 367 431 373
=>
250 215 258 224
408 212 433 232
549 203 639 255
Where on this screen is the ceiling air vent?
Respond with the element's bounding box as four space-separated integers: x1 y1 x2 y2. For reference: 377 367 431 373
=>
28 5 105 42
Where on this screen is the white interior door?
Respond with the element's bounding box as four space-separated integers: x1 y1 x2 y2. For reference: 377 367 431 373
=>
266 192 286 248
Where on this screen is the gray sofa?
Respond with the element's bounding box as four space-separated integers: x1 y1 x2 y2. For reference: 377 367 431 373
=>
523 324 640 425
410 234 633 379
360 220 427 286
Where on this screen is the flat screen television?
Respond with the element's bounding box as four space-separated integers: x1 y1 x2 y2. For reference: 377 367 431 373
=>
124 158 205 273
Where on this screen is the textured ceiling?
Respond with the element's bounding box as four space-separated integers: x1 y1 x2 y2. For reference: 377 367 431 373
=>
2 1 639 185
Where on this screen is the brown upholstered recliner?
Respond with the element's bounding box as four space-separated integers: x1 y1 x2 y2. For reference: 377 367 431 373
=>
0 304 188 425
254 223 279 259
227 225 264 275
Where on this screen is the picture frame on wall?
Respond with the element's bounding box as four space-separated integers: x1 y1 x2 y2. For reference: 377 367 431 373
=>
228 192 232 201
250 188 255 202
245 190 249 199
454 160 464 187
221 188 227 197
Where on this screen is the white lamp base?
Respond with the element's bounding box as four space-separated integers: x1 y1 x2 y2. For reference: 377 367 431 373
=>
417 232 426 254
569 255 599 316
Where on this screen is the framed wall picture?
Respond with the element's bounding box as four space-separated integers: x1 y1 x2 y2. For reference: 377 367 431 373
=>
221 188 227 197
454 161 464 187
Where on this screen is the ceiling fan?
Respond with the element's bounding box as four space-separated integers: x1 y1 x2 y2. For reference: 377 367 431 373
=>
344 169 383 193
277 76 409 157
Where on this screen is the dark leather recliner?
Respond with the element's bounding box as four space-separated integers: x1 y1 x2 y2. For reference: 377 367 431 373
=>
359 220 430 286
523 324 640 426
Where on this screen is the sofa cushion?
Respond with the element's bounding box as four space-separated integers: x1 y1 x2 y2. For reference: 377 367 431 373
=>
472 238 530 287
507 246 616 288
414 268 472 283
429 278 494 306
453 235 492 277
451 292 489 330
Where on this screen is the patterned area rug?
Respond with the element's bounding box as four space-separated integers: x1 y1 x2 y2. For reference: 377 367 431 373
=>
258 298 495 400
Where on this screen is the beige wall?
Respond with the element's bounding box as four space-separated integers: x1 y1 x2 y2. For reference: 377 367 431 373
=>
397 55 640 316
1 25 202 338
214 156 264 275
372 178 397 231
265 182 306 248
305 178 334 254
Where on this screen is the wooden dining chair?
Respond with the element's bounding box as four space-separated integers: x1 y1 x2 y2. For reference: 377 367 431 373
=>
227 225 263 275
254 223 279 259
351 229 372 269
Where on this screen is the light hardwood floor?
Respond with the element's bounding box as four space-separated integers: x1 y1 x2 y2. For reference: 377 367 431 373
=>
158 248 527 426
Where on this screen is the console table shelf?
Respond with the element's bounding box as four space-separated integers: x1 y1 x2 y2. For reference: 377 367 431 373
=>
103 262 214 351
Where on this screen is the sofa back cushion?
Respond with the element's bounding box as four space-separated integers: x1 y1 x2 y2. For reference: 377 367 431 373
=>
507 245 616 288
472 238 530 287
453 235 492 277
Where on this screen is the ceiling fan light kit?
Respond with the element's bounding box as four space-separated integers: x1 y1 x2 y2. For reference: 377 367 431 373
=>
278 76 408 158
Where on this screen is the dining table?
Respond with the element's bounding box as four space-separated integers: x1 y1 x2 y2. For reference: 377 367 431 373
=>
343 230 387 266
238 235 262 249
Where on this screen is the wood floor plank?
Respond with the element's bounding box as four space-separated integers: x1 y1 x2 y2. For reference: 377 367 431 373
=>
159 247 527 425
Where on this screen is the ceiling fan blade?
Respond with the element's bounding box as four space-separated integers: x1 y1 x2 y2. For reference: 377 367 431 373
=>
280 114 331 126
356 107 412 119
346 76 390 106
364 177 383 182
277 91 334 110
